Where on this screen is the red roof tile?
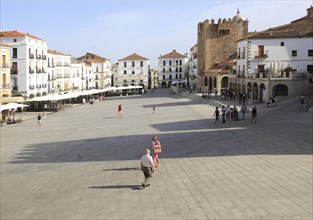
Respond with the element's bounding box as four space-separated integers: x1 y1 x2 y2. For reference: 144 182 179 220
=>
159 50 188 59
118 53 149 61
0 30 45 41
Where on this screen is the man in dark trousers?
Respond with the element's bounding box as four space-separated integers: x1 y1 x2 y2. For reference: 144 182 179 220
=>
251 106 257 124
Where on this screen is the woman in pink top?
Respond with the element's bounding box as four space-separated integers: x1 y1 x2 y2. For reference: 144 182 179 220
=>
151 136 161 168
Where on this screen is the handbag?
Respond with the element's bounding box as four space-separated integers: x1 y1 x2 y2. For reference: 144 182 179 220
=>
154 146 161 154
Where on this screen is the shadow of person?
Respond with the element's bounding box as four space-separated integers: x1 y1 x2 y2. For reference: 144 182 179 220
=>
102 167 141 172
89 185 142 190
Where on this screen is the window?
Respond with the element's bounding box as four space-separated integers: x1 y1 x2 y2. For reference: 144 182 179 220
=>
243 47 246 58
140 61 143 67
163 68 165 73
175 67 178 72
258 45 264 57
163 75 165 80
169 60 172 66
163 60 165 66
96 67 98 72
292 50 297 57
308 50 313 57
179 67 182 72
124 62 127 67
12 48 17 58
124 70 127 75
169 68 172 72
280 42 284 46
2 55 6 67
169 75 172 79
179 74 182 79
132 71 135 74
237 65 240 75
179 60 182 65
132 61 135 67
307 65 313 73
13 39 17 42
175 74 178 79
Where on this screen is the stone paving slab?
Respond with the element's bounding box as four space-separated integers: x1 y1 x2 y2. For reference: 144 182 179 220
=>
0 89 312 220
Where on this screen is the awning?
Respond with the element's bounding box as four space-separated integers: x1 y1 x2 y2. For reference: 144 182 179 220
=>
1 96 25 104
1 102 29 112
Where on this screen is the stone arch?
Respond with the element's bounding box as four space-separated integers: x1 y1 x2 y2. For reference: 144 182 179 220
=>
209 77 213 92
247 82 252 99
252 83 258 101
213 77 217 88
161 81 167 88
204 76 208 86
272 84 288 96
259 83 266 102
138 83 145 90
42 91 47 96
29 93 35 99
221 76 229 88
36 92 42 97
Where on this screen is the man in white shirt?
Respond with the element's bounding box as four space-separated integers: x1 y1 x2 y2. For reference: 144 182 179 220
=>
140 149 155 188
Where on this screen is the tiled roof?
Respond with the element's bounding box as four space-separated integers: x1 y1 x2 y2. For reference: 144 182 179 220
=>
0 30 45 41
0 42 12 47
77 52 108 62
48 49 70 56
239 31 313 41
118 53 149 61
159 50 188 59
205 53 236 73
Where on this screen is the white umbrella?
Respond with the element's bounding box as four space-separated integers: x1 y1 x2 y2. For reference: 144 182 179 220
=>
1 103 28 111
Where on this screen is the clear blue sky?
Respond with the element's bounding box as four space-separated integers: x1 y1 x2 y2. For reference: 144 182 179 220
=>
1 0 311 67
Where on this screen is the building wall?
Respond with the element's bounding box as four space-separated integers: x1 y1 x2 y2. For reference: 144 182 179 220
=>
197 15 248 90
158 57 189 87
0 45 12 103
117 60 149 88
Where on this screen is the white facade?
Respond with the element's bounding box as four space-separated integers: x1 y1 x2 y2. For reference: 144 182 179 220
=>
70 58 83 91
47 50 71 93
237 37 313 78
189 45 198 88
158 50 189 88
0 31 48 98
117 53 150 89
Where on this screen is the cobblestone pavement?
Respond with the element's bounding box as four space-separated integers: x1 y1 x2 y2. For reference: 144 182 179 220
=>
1 89 312 220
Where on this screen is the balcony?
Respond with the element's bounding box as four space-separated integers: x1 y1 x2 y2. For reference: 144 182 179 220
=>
36 84 42 89
42 68 46 73
64 74 70 78
42 84 47 88
29 85 35 89
56 62 63 66
42 55 46 60
29 54 34 59
36 54 42 59
11 69 18 74
29 68 34 74
36 68 42 73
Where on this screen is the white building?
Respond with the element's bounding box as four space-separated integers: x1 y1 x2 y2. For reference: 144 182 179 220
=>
189 44 198 89
0 30 48 98
70 57 83 91
47 50 71 93
77 52 112 89
158 50 189 88
116 53 150 89
233 6 313 101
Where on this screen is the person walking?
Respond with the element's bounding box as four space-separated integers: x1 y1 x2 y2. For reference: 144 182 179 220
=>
241 104 247 120
251 106 257 124
221 106 226 123
117 104 122 118
37 113 42 126
213 107 220 124
152 105 156 114
150 136 161 168
140 149 155 188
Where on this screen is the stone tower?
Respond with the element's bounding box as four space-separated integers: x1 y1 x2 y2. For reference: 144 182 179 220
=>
197 10 249 89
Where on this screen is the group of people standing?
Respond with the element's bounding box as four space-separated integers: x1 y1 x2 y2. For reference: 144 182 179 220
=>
213 105 257 124
140 136 161 188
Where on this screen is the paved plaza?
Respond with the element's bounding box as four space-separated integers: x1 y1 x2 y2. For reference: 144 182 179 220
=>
1 89 312 220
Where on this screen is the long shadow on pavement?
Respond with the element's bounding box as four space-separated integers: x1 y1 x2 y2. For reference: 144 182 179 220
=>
11 119 312 164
